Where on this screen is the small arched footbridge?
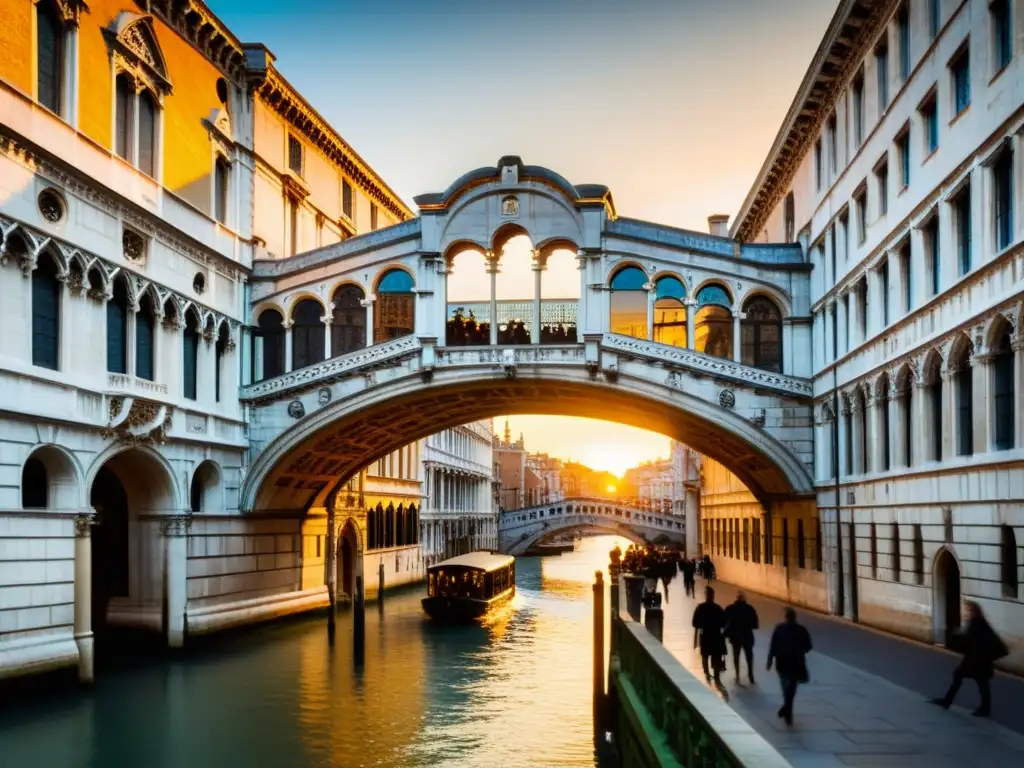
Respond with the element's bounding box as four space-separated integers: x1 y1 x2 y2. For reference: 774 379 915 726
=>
498 498 686 556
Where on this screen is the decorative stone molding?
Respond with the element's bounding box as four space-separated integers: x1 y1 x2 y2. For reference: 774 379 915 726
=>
718 389 736 409
160 515 193 537
749 409 767 428
287 400 306 419
145 0 246 84
103 396 172 445
74 514 95 538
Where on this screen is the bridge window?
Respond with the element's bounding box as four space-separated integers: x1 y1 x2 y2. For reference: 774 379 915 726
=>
694 284 732 360
446 249 491 345
740 296 782 372
541 248 579 344
653 276 687 348
255 309 285 380
291 299 325 370
374 269 415 344
609 266 648 339
496 234 533 345
331 284 366 356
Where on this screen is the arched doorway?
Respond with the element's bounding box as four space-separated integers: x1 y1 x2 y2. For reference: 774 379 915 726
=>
338 521 359 602
90 466 129 635
933 548 961 646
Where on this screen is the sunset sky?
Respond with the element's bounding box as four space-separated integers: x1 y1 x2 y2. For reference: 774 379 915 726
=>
214 0 838 473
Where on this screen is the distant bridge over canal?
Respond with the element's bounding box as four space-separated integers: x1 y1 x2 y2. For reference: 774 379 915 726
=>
498 498 686 556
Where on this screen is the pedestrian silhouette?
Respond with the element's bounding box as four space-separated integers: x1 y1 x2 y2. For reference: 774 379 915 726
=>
931 600 1009 717
692 586 728 688
724 590 759 685
767 607 812 726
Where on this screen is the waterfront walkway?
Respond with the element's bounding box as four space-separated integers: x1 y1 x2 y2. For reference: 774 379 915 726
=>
656 579 1024 767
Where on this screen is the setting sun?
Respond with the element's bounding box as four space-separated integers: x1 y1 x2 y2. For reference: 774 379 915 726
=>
606 484 617 494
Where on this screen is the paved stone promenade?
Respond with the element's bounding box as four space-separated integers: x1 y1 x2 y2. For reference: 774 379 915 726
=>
654 579 1024 767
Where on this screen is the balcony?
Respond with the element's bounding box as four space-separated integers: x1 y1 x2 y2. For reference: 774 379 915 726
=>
107 373 169 397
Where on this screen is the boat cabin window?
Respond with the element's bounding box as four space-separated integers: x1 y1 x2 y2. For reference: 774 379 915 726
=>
428 561 515 599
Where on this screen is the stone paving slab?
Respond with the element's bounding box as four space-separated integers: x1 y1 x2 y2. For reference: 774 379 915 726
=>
650 580 1024 766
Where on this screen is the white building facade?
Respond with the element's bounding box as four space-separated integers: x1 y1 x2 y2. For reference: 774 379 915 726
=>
421 420 498 563
709 0 1024 670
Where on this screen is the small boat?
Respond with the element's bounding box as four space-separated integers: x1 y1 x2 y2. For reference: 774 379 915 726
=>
422 551 516 621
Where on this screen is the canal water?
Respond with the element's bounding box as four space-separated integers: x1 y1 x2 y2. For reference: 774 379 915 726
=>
1 535 626 768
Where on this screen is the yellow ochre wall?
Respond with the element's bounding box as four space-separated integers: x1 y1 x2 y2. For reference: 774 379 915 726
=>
1 0 225 215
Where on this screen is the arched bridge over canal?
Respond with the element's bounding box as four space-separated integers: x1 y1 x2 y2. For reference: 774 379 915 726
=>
498 498 686 556
239 156 815 520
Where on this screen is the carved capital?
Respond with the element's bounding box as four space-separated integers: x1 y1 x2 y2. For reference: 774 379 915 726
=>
75 513 96 538
160 515 192 537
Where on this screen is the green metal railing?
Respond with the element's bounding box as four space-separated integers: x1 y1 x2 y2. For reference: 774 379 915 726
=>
609 576 791 768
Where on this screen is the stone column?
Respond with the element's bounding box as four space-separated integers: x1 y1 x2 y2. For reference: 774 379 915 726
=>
198 327 216 406
363 297 375 344
913 377 929 466
283 319 294 373
850 397 864 474
531 253 542 344
971 352 991 454
322 316 333 360
941 368 956 460
644 282 656 341
909 226 926 310
836 292 848 357
685 298 697 350
732 310 744 363
575 250 589 335
871 394 887 472
1014 334 1024 449
74 513 95 683
162 514 192 649
252 334 264 382
487 252 499 345
889 386 903 471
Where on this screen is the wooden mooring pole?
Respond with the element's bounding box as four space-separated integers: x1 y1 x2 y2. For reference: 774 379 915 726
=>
593 570 606 728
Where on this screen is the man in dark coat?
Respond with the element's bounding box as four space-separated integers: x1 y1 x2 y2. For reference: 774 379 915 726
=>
767 607 813 725
680 558 696 597
692 586 728 684
724 590 759 684
931 601 1008 717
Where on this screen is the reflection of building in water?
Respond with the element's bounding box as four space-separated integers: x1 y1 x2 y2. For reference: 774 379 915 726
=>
420 420 498 562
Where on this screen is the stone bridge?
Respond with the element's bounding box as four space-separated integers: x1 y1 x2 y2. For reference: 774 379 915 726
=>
239 156 814 518
498 498 687 556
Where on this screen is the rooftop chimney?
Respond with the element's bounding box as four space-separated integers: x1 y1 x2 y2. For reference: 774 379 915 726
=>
708 214 730 238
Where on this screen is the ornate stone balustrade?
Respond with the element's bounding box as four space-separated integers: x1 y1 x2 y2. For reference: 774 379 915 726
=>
612 581 791 768
107 372 170 396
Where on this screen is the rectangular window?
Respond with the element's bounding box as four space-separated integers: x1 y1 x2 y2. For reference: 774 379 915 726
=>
954 183 971 275
880 259 890 326
854 186 867 244
342 179 353 219
925 215 940 295
815 139 823 190
136 308 154 381
115 76 134 161
896 128 911 188
828 113 838 174
900 243 912 311
214 157 229 224
897 4 911 81
288 135 303 176
137 92 156 178
852 70 865 147
956 366 973 455
289 199 298 257
920 93 939 155
993 147 1014 250
857 278 868 340
930 0 941 39
36 3 63 115
370 202 379 231
992 0 1013 73
829 225 837 284
183 332 198 401
876 41 890 112
870 523 878 578
951 46 970 115
876 160 889 215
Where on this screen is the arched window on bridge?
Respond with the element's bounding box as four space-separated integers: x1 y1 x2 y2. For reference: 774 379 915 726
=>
653 275 687 348
292 299 325 371
694 284 732 360
446 248 490 346
496 233 533 345
255 309 285 380
609 266 648 339
540 248 580 344
740 296 783 372
331 284 366 357
374 269 415 344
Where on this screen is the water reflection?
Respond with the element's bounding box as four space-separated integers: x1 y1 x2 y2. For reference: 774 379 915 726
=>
1 536 629 768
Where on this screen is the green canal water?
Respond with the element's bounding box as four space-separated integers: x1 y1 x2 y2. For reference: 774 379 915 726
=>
1 535 627 768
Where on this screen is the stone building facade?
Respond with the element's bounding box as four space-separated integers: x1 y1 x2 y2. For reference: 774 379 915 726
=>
420 420 498 564
700 0 1024 671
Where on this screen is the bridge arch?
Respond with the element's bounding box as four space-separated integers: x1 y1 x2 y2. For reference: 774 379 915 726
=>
242 356 813 516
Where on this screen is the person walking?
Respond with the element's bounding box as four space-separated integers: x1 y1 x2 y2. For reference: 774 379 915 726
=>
692 586 728 686
766 607 812 726
931 601 1008 717
724 590 759 685
681 558 696 598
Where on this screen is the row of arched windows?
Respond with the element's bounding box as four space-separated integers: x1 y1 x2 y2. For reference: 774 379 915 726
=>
366 502 419 551
608 266 784 373
255 269 414 380
30 250 230 402
837 323 1016 478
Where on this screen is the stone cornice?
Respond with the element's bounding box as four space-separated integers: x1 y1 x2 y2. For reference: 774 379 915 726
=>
732 0 892 242
244 51 412 222
141 0 247 84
